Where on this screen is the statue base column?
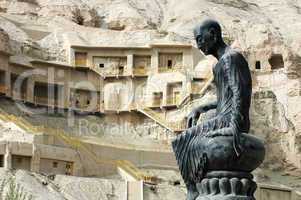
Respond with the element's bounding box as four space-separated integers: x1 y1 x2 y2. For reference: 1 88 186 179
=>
196 171 257 200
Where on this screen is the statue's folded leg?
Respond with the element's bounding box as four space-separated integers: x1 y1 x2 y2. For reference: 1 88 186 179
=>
172 128 196 185
172 116 220 184
173 115 227 200
172 130 199 200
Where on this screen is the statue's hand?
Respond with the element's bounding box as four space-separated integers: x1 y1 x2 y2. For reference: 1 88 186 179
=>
206 128 234 138
186 107 205 128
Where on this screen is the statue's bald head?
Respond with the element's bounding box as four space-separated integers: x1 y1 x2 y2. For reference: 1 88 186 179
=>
193 19 222 39
193 19 224 55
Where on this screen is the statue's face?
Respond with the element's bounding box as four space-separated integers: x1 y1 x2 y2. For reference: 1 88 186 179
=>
194 27 217 56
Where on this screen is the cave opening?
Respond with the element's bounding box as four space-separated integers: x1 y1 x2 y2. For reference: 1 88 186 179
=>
255 61 261 70
269 54 284 70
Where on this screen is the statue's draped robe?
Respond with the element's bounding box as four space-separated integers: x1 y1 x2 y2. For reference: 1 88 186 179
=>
172 49 252 185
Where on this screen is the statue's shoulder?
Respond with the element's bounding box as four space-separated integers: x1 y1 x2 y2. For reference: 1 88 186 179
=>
223 48 245 61
221 48 248 68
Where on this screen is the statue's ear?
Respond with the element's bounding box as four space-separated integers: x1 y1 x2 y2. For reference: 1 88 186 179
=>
208 27 217 42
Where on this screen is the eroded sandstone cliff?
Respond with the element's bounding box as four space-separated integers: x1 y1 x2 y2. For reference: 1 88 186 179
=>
0 0 300 177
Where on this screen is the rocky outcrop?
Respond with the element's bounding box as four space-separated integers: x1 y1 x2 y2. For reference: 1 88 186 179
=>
0 169 126 200
0 28 10 53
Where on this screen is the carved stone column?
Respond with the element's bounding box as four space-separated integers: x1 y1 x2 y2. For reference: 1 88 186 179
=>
4 142 12 170
30 144 40 173
196 171 257 200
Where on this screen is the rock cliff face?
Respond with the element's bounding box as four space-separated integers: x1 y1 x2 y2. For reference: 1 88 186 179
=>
0 169 126 200
0 0 300 169
0 27 10 53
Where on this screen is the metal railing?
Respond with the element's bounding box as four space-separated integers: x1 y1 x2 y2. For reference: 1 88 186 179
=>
158 66 183 73
32 96 102 112
73 104 101 112
133 68 148 76
166 95 181 106
135 73 214 133
191 84 202 94
179 74 214 108
151 100 162 107
75 59 87 67
34 96 58 107
92 66 130 77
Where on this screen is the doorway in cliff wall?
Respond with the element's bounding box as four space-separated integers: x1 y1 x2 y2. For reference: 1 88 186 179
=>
269 54 284 70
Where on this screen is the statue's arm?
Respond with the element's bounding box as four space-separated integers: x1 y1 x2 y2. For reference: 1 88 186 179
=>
197 101 217 111
186 100 217 128
225 53 244 156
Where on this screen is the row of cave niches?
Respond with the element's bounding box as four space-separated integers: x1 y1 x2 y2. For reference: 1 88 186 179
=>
255 54 285 70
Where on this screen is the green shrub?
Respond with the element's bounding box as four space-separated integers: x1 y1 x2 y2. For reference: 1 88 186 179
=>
0 178 33 200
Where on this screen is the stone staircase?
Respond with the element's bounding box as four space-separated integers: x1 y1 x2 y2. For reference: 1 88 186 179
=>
90 65 105 78
136 74 214 134
0 108 154 184
179 74 214 107
136 105 186 133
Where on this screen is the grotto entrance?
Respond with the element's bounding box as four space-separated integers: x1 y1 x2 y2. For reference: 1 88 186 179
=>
269 54 284 70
